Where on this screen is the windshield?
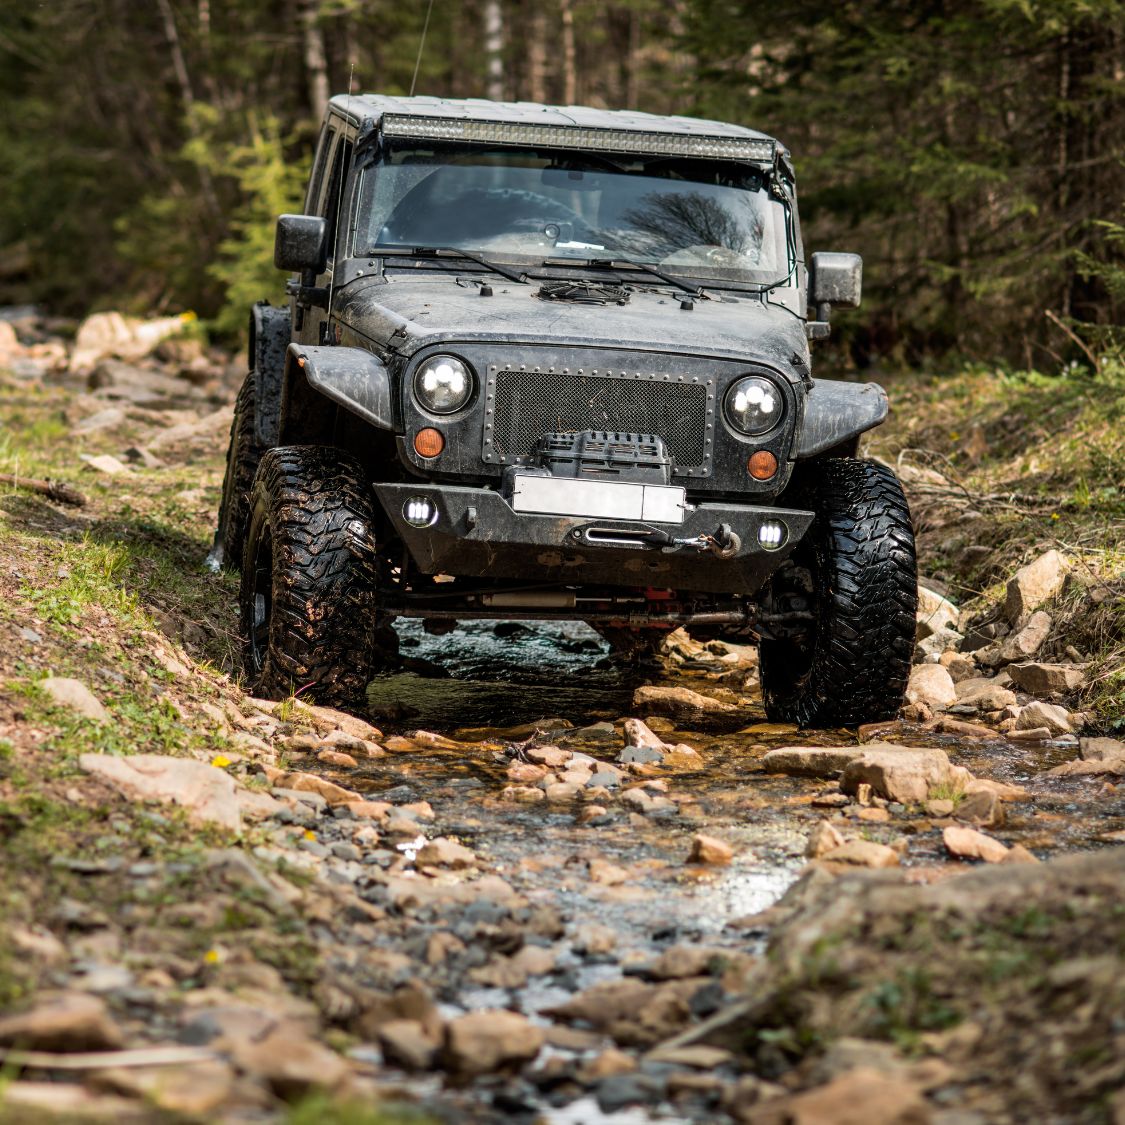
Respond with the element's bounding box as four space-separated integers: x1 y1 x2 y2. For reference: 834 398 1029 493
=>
354 141 794 287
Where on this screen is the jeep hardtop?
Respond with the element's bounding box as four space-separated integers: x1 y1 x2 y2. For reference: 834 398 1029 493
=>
213 95 918 726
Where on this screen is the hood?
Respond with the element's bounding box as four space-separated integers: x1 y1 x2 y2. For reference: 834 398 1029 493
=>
332 271 809 371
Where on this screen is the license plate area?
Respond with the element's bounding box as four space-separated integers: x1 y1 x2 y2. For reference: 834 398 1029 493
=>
510 474 687 524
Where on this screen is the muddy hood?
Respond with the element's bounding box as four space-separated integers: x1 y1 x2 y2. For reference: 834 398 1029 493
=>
334 273 809 370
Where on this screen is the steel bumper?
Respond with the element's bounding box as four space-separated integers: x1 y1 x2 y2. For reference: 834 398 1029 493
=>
373 483 813 595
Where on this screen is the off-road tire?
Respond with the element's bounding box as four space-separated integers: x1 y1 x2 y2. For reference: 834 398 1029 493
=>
240 446 379 706
213 372 262 570
759 458 917 727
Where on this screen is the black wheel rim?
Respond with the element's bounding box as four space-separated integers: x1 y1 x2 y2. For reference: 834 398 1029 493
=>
248 518 273 676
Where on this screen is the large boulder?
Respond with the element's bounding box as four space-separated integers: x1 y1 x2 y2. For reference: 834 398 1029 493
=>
761 746 865 779
841 744 969 804
632 684 739 719
1008 662 1085 695
905 665 957 711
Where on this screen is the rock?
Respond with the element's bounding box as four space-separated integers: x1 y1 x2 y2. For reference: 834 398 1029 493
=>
662 744 705 771
580 1047 637 1081
91 1060 235 1115
916 586 960 639
1005 549 1069 622
914 626 963 663
905 665 956 710
501 785 546 803
619 744 663 765
942 653 978 682
0 319 23 364
545 781 582 803
526 745 570 768
954 789 1004 827
632 684 739 719
1045 758 1125 778
820 840 900 868
80 753 240 831
623 718 667 750
761 746 864 779
943 825 1009 863
1015 701 1072 736
805 821 846 858
990 610 1053 665
507 761 548 783
289 701 383 742
1002 844 1040 865
40 677 110 722
925 798 955 817
1008 662 1085 695
688 834 733 865
1007 726 1053 743
646 1043 733 1069
70 311 190 372
316 748 358 768
963 777 1028 802
751 1066 931 1125
416 837 477 868
441 1010 544 1077
378 1019 437 1070
0 993 124 1054
264 769 361 806
953 677 1017 712
1080 737 1125 762
226 1022 348 1098
841 743 967 805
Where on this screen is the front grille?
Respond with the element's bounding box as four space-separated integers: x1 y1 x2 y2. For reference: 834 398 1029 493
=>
486 369 710 469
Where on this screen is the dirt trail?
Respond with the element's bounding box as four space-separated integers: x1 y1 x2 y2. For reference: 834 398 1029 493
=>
0 316 1122 1122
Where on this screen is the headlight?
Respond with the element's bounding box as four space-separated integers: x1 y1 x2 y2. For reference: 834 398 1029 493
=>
725 375 784 436
414 355 473 415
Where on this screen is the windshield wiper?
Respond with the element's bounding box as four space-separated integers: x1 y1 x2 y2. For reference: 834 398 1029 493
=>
542 257 712 299
376 246 529 285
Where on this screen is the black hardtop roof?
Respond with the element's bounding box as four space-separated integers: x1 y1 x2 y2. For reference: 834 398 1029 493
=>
329 94 784 151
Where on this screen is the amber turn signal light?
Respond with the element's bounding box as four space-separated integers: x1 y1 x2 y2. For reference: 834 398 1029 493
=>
414 428 445 458
748 450 778 480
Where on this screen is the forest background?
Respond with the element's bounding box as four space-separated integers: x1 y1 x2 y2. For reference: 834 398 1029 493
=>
0 0 1123 366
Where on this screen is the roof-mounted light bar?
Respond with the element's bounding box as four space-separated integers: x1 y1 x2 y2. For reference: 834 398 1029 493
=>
381 114 776 162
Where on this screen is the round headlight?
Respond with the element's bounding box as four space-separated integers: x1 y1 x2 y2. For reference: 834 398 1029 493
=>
414 355 473 415
725 375 784 436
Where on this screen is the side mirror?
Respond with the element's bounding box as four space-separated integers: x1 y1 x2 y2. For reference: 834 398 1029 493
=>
275 214 327 273
810 251 862 312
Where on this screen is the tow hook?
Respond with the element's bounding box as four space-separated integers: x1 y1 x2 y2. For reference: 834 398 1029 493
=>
644 523 741 558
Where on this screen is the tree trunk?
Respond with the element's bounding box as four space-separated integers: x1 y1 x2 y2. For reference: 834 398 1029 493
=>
300 0 330 122
484 0 504 101
526 0 547 103
560 0 577 104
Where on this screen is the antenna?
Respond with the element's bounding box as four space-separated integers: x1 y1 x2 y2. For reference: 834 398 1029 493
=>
410 0 435 97
326 62 355 329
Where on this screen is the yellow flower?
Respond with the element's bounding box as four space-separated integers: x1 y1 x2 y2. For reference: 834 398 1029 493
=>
203 948 221 965
304 829 317 841
210 754 232 769
1050 513 1060 521
948 430 961 441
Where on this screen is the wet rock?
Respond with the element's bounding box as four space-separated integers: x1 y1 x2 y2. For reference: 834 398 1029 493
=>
1015 700 1072 735
632 684 739 719
750 1066 931 1125
943 825 1009 863
963 777 1028 801
41 677 109 722
805 821 847 858
1045 758 1125 778
545 781 583 803
662 744 704 771
1008 662 1085 695
1007 726 1053 743
316 748 358 768
619 744 663 765
954 788 1004 827
527 745 570 768
905 664 956 710
501 785 546 803
916 586 959 639
953 677 1017 712
840 744 967 805
507 761 549 783
1005 549 1069 623
0 992 124 1051
576 804 609 824
688 833 733 865
378 1018 437 1071
263 768 361 806
588 770 621 789
1080 736 1125 762
761 746 864 779
343 799 391 820
80 753 240 831
820 840 900 868
441 1010 544 1078
623 718 667 751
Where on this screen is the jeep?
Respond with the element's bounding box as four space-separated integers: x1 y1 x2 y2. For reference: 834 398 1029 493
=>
213 95 918 726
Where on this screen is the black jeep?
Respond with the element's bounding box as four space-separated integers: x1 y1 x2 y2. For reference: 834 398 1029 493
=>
213 95 917 726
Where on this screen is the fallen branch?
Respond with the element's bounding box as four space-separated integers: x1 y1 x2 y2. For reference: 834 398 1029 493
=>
0 1044 217 1071
1044 308 1100 371
0 472 87 507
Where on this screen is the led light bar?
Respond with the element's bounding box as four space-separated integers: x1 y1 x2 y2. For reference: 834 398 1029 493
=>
381 114 775 162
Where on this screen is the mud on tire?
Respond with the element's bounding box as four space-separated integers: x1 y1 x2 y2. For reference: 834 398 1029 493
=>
759 458 917 727
240 445 379 706
212 372 262 571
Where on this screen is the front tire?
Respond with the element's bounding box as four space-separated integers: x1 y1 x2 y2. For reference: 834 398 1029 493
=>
759 458 917 727
240 446 380 706
212 372 262 571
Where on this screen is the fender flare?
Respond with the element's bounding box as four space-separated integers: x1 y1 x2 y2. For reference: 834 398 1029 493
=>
248 301 291 446
284 343 395 432
793 379 888 459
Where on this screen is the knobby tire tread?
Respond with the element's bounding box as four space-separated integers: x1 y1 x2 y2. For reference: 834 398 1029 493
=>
215 372 262 571
760 458 917 727
241 445 378 706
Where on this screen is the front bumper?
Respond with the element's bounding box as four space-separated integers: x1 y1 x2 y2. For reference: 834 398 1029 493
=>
374 483 813 595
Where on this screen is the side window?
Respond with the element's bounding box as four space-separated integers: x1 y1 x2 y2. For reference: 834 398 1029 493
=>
305 125 336 214
322 138 354 262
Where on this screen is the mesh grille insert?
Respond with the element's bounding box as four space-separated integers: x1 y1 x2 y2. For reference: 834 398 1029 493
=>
489 370 709 468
